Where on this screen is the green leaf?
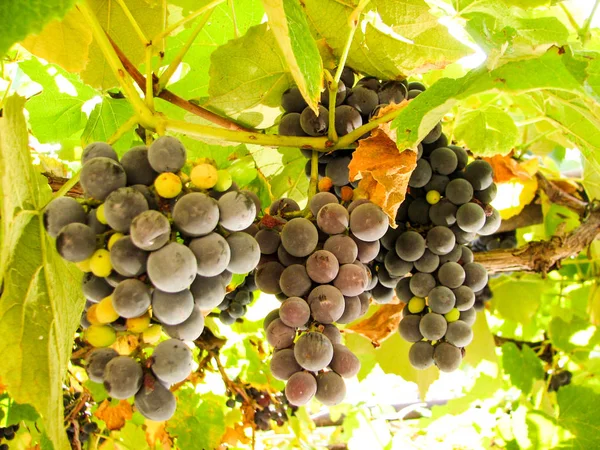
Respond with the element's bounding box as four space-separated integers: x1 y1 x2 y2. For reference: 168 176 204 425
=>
454 105 518 156
501 342 544 395
7 402 40 424
0 96 84 450
81 96 136 154
207 24 294 126
557 385 600 449
114 422 149 450
463 311 499 370
269 149 308 203
167 389 225 450
263 0 323 111
0 0 76 56
490 275 545 324
549 316 599 361
19 58 97 144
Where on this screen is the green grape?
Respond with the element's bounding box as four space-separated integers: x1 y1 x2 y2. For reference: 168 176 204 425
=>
214 170 233 192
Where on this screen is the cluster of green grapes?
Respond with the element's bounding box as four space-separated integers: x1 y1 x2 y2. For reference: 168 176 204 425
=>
392 130 501 371
44 137 262 421
280 67 431 202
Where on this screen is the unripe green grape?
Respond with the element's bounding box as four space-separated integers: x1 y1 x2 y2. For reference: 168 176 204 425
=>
191 163 218 189
214 170 233 192
85 325 117 347
154 173 182 198
426 190 441 205
444 308 460 323
408 296 426 314
90 249 112 278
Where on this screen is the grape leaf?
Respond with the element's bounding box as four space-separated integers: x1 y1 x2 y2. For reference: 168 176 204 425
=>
454 105 518 156
268 149 308 203
207 24 294 125
94 400 133 431
484 154 538 183
0 96 84 450
463 311 499 370
263 0 323 111
501 342 544 395
556 385 600 449
19 58 98 144
81 96 136 153
346 303 404 346
0 0 76 56
21 8 93 73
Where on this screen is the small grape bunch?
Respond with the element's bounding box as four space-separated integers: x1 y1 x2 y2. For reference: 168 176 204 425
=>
225 386 292 431
0 423 20 447
217 276 258 325
44 137 263 421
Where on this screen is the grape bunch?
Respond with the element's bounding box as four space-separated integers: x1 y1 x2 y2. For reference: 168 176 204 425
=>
257 196 387 405
44 137 262 421
226 386 295 431
0 424 19 447
217 275 258 325
279 67 430 202
390 136 501 371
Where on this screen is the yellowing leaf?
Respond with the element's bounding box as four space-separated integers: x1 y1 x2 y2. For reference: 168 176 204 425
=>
492 178 538 220
94 400 133 431
346 303 404 346
588 285 600 327
483 153 538 183
22 8 93 73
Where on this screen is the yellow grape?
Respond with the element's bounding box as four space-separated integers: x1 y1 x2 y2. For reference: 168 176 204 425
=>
86 304 102 325
426 190 441 205
90 249 112 278
213 170 232 192
445 308 461 323
154 173 182 198
96 296 120 324
96 204 108 224
107 233 124 250
191 163 218 189
142 324 162 344
76 258 92 272
408 296 426 314
85 325 116 347
126 313 151 333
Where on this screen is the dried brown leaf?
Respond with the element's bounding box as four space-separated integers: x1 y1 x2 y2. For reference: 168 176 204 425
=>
484 154 538 183
94 400 133 431
346 303 405 346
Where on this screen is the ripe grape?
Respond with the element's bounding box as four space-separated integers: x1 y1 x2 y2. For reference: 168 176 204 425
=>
172 193 219 237
430 147 458 175
323 235 358 264
463 262 488 291
110 236 148 277
281 87 308 113
425 174 450 194
189 233 231 277
308 285 345 323
409 341 435 369
300 105 329 136
306 250 340 284
356 76 380 91
337 296 362 324
103 356 143 399
135 377 177 421
270 198 300 215
459 307 476 326
147 243 197 293
434 342 462 372
280 297 311 327
478 208 501 236
345 86 378 116
377 267 399 289
80 157 127 201
456 203 485 232
270 349 302 380
446 178 474 206
426 226 456 255
352 235 380 263
87 348 118 383
56 223 97 262
103 187 149 232
438 262 466 289
190 275 226 309
334 264 367 296
309 192 338 216
321 80 347 107
330 344 360 378
278 244 305 267
226 232 261 274
414 249 440 273
43 197 87 238
322 324 342 345
380 226 403 251
409 272 436 297
460 246 474 264
294 332 334 371
407 197 430 225
445 321 473 347
422 122 442 144
130 210 170 251
82 273 113 302
384 252 413 277
82 142 118 164
285 371 317 406
419 313 447 341
378 80 407 104
316 371 346 406
281 218 318 257
266 318 296 349
395 230 426 262
317 203 349 235
255 229 281 255
120 146 158 186
334 105 362 136
429 199 457 227
338 67 356 88
151 339 193 383
148 136 186 173
349 203 388 242
439 244 462 264
409 159 433 188
325 156 351 186
112 279 151 318
255 261 285 294
448 145 468 170
152 289 194 325
464 160 493 190
475 183 497 204
88 207 108 234
218 191 257 231
279 113 307 136
399 315 423 342
428 286 456 314
163 305 205 341
279 264 312 297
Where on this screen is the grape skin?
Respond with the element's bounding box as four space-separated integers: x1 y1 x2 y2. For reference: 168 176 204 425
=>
281 218 318 257
255 261 285 294
285 371 317 406
453 286 475 311
399 315 423 342
426 226 456 255
82 273 114 302
451 225 477 245
438 262 466 289
135 377 177 421
463 262 488 291
325 156 351 186
419 313 447 341
163 305 205 341
349 203 388 242
279 113 307 136
324 235 358 264
384 252 413 277
316 371 346 406
395 231 426 262
308 285 345 324
172 193 219 237
428 286 456 314
190 275 226 309
409 159 433 188
425 174 450 194
309 192 338 216
330 344 360 378
188 233 231 277
152 289 194 325
103 356 143 399
430 147 458 175
255 229 281 255
279 297 311 327
270 348 302 380
445 320 473 347
322 324 342 345
446 178 474 206
478 207 501 236
279 264 312 297
460 246 474 264
464 160 494 190
378 80 407 104
439 245 462 264
429 200 457 227
337 296 362 324
434 342 462 372
80 157 127 201
281 87 308 113
218 191 257 232
88 207 108 234
104 187 149 233
334 105 362 136
448 145 468 170
148 136 186 173
278 244 306 267
459 307 476 326
395 277 413 302
352 235 380 263
87 348 118 383
226 232 261 274
456 203 486 233
43 197 87 238
151 339 193 383
300 105 329 136
294 332 334 371
317 203 349 235
306 250 339 284
414 249 440 273
408 198 430 225
409 272 436 297
270 198 300 215
112 279 151 318
120 146 158 186
147 243 197 293
321 80 347 107
345 86 379 116
56 223 97 262
82 142 118 164
334 264 367 297
263 309 280 331
409 341 435 370
130 210 170 251
266 319 296 349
